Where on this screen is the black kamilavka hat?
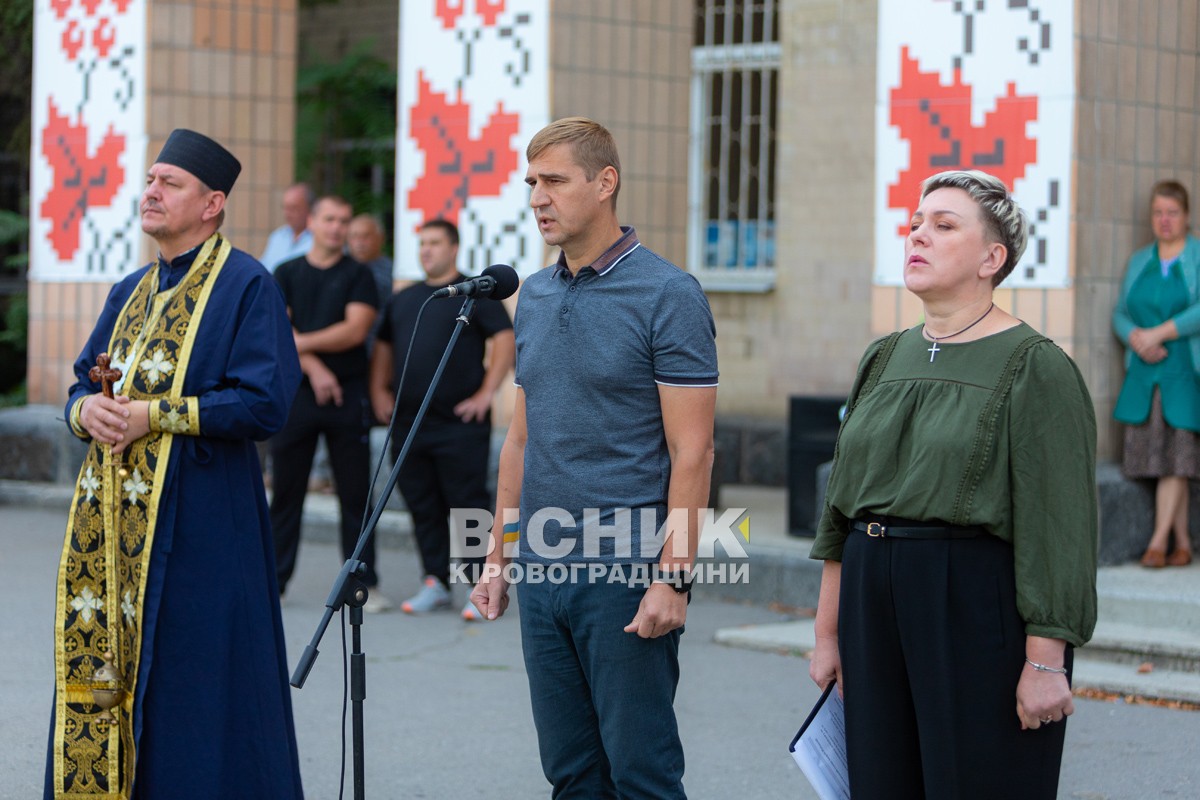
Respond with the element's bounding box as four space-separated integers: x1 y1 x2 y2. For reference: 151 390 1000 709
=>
154 129 241 195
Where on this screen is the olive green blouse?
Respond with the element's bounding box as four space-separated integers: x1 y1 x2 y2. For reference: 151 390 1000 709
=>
811 323 1098 647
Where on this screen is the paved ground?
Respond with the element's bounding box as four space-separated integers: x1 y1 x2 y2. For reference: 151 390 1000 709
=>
4 504 1199 799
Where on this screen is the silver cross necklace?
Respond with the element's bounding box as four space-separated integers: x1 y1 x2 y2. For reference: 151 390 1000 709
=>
923 303 995 362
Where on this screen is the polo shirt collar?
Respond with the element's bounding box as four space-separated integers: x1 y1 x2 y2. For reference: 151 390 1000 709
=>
552 226 640 280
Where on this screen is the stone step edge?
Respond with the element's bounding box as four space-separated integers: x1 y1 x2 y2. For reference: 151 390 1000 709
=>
1087 620 1200 663
713 621 1200 705
1069 659 1200 705
1098 586 1200 607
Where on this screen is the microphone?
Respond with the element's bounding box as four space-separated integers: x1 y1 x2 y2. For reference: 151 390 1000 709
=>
431 264 520 300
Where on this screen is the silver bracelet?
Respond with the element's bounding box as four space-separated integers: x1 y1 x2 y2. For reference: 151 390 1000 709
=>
1025 657 1068 674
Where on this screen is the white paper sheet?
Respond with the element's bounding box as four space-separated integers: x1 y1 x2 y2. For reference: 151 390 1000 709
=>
789 683 851 800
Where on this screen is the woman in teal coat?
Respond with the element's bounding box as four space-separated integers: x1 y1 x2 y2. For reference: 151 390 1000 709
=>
1113 180 1200 568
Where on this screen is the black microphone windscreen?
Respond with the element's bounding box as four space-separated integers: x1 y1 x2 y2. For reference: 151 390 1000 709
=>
482 264 520 300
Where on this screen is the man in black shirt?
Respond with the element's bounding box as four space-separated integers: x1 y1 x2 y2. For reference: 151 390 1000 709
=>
369 219 514 619
271 196 386 609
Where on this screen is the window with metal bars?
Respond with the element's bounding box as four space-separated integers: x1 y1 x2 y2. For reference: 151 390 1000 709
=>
688 0 779 291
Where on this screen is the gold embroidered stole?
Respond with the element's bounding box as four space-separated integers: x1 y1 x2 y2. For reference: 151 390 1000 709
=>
52 233 232 799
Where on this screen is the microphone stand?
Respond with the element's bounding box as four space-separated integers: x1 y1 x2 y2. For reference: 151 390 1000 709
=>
290 296 479 800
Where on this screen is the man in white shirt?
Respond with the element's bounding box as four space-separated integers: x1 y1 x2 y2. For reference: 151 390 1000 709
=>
261 183 314 272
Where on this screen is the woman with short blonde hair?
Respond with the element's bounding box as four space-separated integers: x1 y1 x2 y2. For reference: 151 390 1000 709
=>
809 170 1098 799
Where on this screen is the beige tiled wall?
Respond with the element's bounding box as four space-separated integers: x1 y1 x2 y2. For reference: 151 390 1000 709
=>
548 0 693 268
28 0 299 405
713 0 882 418
171 0 299 258
25 282 116 408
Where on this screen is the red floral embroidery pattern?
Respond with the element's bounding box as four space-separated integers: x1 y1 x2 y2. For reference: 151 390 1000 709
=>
406 71 519 227
435 0 465 29
51 0 130 61
92 17 116 57
477 0 506 26
887 47 1038 235
436 0 505 29
39 100 127 261
62 19 85 60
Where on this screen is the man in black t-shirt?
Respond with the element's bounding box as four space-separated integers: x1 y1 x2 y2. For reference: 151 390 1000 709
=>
271 196 386 609
369 219 514 619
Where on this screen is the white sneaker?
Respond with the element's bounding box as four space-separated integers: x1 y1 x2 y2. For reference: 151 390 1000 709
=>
400 576 452 614
362 592 394 614
462 597 483 622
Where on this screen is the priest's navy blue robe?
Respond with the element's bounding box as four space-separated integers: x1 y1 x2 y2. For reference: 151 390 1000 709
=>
46 242 304 799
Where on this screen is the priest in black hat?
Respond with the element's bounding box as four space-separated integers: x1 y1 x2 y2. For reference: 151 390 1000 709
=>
46 129 305 799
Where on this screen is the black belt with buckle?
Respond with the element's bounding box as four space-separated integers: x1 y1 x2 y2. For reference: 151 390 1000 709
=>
851 518 984 540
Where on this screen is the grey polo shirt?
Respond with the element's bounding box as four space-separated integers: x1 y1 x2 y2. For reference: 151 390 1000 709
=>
513 227 719 565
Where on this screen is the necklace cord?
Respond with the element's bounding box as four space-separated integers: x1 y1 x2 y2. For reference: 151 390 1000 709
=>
923 302 995 342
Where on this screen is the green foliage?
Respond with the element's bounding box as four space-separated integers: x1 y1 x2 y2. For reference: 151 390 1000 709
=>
0 208 27 244
0 0 33 59
0 380 26 408
295 42 397 218
0 292 27 347
0 292 25 395
0 211 28 394
0 0 34 167
0 209 28 272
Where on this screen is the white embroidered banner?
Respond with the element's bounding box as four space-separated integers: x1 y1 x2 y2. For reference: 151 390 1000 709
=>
396 0 549 279
875 0 1074 288
30 0 146 282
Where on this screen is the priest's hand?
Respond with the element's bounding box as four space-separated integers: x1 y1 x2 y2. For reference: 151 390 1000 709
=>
80 393 132 446
111 400 151 454
81 395 151 452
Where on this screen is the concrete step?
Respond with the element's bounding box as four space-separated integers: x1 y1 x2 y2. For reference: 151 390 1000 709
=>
692 542 822 610
1070 659 1200 705
1082 620 1200 673
1096 562 1200 629
712 618 816 659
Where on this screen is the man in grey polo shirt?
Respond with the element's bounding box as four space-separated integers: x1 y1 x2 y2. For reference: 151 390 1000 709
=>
471 117 718 798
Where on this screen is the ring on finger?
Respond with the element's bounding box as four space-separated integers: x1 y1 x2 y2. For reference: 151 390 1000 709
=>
1040 715 1053 724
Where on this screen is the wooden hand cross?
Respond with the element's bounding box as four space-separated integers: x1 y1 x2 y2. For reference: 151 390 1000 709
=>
88 353 123 400
88 353 128 473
